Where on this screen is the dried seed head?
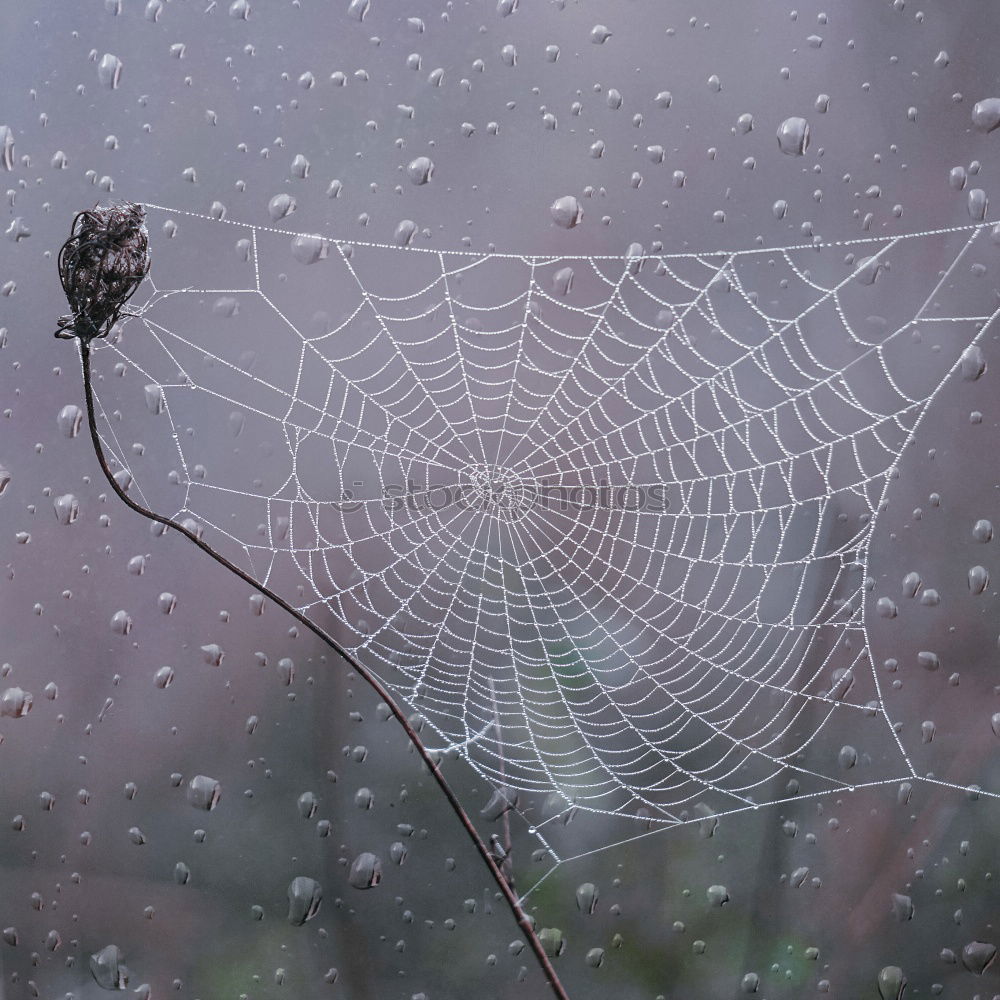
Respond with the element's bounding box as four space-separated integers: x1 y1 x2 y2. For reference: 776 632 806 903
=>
55 202 150 343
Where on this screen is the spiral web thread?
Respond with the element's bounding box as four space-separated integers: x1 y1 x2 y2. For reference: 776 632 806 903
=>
87 205 1000 880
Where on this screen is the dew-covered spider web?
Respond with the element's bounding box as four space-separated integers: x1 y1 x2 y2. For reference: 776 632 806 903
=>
86 204 1000 874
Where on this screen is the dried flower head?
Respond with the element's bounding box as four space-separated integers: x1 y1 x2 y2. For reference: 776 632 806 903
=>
55 202 150 343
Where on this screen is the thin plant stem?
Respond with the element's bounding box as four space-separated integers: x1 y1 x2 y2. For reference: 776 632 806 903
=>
74 339 572 1000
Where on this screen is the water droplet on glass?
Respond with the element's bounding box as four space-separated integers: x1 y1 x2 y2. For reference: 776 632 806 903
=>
97 54 123 90
972 519 993 543
348 852 382 889
290 234 329 265
961 941 996 975
590 24 611 43
407 156 434 185
57 404 83 438
539 928 565 957
53 494 79 526
0 126 14 171
394 219 417 246
875 596 897 618
963 181 989 220
110 610 132 636
837 745 857 769
186 775 221 811
777 117 810 156
585 948 604 968
918 650 940 671
267 193 296 220
90 944 128 990
854 255 888 285
201 643 224 667
550 195 583 229
960 345 986 381
0 687 32 718
575 882 599 914
972 98 1000 133
706 884 730 907
286 876 322 924
968 565 989 594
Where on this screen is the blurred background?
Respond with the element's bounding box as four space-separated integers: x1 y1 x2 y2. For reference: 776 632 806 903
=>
2 2 1000 998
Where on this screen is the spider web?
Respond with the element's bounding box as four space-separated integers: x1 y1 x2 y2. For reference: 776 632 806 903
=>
86 204 1000 869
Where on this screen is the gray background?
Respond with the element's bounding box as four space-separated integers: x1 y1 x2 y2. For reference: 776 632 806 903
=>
2 1 1000 998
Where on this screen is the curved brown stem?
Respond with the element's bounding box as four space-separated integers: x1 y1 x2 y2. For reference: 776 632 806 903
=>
75 339 571 1000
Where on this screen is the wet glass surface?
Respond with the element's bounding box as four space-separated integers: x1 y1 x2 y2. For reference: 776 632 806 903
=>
2 2 1000 997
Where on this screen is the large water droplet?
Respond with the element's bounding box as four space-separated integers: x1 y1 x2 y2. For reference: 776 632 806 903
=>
287 876 322 924
575 882 599 914
961 941 996 975
348 852 382 889
876 966 905 1000
290 234 329 265
53 494 79 526
972 98 1000 133
57 404 83 438
90 944 129 990
407 156 434 185
0 687 32 719
97 54 123 90
110 610 132 636
890 893 914 922
186 775 221 811
538 927 565 957
968 565 989 594
267 193 296 220
960 345 986 381
347 0 370 20
968 188 989 220
394 219 417 246
777 117 810 156
917 650 940 671
550 195 583 229
706 884 730 907
0 126 14 171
